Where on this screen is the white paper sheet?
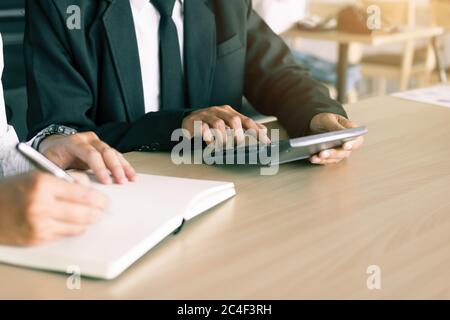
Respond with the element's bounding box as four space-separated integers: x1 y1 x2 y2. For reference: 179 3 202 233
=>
392 85 450 109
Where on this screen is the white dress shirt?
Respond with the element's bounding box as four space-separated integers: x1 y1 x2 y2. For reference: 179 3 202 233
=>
130 0 185 113
0 34 31 177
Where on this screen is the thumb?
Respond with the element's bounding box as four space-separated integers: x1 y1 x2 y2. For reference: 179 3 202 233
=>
337 116 357 129
324 115 347 132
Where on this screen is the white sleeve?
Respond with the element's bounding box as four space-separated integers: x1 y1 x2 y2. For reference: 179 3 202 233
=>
0 126 33 177
0 34 32 177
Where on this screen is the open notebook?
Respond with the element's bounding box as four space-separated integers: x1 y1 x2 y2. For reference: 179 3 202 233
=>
0 174 236 280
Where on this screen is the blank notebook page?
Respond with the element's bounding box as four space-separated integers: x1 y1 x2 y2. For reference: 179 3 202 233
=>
0 174 235 279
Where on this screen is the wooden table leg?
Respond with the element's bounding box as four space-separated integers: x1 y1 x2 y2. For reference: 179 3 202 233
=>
337 43 349 104
432 36 448 83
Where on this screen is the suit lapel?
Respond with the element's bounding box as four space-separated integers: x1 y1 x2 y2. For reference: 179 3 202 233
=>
102 0 145 121
184 0 217 109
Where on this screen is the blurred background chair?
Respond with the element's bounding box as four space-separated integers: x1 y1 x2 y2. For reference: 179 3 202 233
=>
430 0 450 82
359 0 437 94
291 0 362 103
254 0 361 102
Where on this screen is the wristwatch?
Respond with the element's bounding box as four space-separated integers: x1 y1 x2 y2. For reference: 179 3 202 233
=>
31 124 78 150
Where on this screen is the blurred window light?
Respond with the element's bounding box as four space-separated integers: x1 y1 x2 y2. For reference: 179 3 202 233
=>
253 0 307 34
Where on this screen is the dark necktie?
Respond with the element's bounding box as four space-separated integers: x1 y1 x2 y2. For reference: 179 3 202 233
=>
150 0 186 110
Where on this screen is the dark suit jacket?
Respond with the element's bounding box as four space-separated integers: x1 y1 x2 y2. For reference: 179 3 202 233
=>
25 0 347 152
5 104 11 122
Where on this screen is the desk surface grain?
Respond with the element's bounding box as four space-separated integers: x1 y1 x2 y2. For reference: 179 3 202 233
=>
1 96 450 300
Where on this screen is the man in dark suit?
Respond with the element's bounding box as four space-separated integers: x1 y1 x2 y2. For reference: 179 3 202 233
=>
25 0 363 165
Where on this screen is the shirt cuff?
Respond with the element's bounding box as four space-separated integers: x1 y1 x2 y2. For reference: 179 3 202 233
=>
0 126 33 177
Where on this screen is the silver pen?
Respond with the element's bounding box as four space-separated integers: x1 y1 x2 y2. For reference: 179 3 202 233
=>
16 142 76 183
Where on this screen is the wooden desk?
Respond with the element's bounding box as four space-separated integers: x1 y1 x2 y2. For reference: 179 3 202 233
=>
1 96 450 299
281 27 445 103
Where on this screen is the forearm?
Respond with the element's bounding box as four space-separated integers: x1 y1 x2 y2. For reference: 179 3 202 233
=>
91 110 189 153
244 4 347 138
